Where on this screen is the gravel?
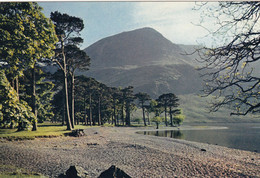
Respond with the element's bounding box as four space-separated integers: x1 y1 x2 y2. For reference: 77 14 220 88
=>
0 126 259 177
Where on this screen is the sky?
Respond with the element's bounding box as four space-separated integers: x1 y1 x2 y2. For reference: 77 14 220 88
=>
39 2 212 49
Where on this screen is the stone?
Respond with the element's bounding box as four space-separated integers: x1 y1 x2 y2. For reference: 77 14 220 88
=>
201 148 206 152
98 165 131 178
58 166 88 178
70 129 85 137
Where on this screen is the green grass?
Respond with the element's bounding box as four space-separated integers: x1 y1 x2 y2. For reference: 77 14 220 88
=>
0 173 46 178
0 165 47 178
0 123 90 140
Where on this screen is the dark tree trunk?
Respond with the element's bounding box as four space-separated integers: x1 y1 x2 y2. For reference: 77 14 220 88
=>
164 104 168 126
156 123 159 129
117 113 119 125
142 102 147 126
169 107 173 127
63 46 72 130
62 93 65 126
121 104 124 125
64 71 72 130
113 101 117 126
31 66 37 131
125 102 131 126
83 95 87 125
70 73 75 128
89 94 92 126
98 96 101 126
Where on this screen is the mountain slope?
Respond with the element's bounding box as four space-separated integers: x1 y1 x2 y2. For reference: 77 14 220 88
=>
85 27 191 68
81 27 203 98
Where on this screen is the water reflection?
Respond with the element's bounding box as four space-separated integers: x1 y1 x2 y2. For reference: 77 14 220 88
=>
142 130 184 139
138 123 260 152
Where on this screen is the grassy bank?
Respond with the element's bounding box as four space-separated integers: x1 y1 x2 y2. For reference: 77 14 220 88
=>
0 164 47 178
0 123 90 140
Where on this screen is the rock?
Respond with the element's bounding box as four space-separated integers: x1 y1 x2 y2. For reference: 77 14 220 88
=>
58 166 88 178
70 129 85 137
201 149 206 152
98 165 131 178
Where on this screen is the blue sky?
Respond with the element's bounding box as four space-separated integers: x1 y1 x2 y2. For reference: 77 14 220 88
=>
39 2 210 49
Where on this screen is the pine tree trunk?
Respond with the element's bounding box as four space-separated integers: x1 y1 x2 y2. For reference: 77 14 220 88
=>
125 102 130 126
113 101 117 126
71 73 75 128
147 112 150 125
169 107 173 127
121 104 124 125
84 95 87 125
62 93 65 126
64 71 72 130
60 41 72 130
98 96 101 125
142 103 147 126
164 105 168 126
32 66 37 131
89 93 92 126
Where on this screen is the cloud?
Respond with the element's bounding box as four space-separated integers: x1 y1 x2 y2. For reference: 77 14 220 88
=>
132 2 209 45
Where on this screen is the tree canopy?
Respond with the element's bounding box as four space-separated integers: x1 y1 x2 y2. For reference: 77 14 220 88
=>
0 2 57 77
0 2 57 131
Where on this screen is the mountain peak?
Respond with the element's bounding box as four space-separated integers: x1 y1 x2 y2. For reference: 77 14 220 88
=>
85 27 189 68
123 27 161 34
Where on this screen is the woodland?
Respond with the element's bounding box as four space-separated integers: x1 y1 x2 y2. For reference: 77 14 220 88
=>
0 2 184 132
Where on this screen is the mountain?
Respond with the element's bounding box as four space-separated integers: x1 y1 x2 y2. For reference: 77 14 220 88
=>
80 27 203 98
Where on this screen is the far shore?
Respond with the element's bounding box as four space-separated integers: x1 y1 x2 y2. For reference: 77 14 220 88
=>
0 126 259 177
135 125 228 132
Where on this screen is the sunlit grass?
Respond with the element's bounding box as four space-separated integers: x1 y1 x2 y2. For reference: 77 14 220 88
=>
0 165 47 178
0 173 46 178
0 123 90 140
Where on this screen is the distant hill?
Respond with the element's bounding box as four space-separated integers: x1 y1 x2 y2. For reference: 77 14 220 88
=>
81 27 203 98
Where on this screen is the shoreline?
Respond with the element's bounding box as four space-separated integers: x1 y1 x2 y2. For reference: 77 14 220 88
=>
0 126 259 177
135 125 229 132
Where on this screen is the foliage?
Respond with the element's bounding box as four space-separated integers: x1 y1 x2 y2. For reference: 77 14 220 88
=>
195 2 260 116
20 68 55 123
0 70 35 130
151 116 163 124
157 93 180 126
151 116 163 129
149 99 163 117
51 11 89 130
0 2 57 77
135 92 151 126
173 109 185 126
121 86 136 126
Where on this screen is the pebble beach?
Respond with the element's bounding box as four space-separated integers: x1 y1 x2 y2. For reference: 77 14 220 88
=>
0 126 259 177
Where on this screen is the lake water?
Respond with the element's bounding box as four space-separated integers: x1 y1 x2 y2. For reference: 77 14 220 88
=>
137 123 260 152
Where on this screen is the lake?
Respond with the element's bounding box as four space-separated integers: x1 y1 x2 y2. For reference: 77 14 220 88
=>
137 123 260 152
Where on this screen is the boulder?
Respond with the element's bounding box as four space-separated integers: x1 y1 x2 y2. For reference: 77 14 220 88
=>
70 129 85 137
98 165 131 178
58 166 88 178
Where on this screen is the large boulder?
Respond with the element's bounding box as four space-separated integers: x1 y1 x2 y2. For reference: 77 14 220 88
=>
58 166 88 178
98 165 131 178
